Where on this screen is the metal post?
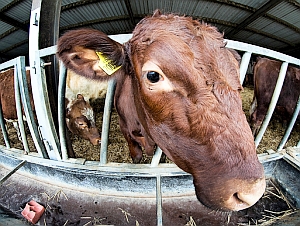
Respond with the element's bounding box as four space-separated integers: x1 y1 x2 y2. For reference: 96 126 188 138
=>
156 174 163 226
58 63 69 161
16 56 48 158
255 62 288 147
29 1 62 160
0 160 26 185
39 0 62 131
0 103 10 148
100 79 117 165
14 64 30 154
277 94 300 150
239 51 252 85
151 147 163 167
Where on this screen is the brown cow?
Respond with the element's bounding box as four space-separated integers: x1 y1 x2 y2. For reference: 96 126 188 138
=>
65 94 100 145
0 69 35 139
0 68 100 146
57 10 265 211
250 57 300 135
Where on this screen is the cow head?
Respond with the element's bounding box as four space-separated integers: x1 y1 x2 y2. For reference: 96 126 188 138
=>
57 10 265 211
65 94 101 145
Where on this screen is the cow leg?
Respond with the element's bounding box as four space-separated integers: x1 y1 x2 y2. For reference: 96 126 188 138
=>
119 127 143 163
126 136 143 163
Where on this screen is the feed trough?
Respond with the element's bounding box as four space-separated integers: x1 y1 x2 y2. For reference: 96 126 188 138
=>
0 147 299 225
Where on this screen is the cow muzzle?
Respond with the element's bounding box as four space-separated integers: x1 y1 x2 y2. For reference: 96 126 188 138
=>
223 176 266 211
194 175 266 212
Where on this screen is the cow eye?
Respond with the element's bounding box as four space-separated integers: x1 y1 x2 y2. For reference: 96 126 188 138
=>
147 71 160 83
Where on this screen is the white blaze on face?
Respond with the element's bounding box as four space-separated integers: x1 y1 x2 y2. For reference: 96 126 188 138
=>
81 107 95 126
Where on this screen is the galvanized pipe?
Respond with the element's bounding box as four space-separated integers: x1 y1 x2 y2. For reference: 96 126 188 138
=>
58 63 68 161
16 57 48 158
29 2 61 160
277 94 300 150
239 51 252 85
0 160 26 185
99 78 117 165
255 62 288 147
0 103 10 148
156 174 163 226
14 65 30 154
151 147 163 167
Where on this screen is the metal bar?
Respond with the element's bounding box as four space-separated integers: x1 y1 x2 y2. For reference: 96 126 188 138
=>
0 58 17 148
14 65 30 154
16 56 48 158
39 0 62 132
151 147 163 167
99 78 116 165
29 0 61 160
255 62 288 147
0 160 26 185
277 94 300 150
58 63 68 161
156 174 163 226
0 104 10 148
239 51 252 85
34 54 62 160
0 58 16 71
38 45 57 57
225 39 300 67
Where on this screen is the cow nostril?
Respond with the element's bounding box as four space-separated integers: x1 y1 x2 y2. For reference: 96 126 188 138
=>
227 178 266 211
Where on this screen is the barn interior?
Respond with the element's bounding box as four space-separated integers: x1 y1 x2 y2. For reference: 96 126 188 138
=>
0 0 300 225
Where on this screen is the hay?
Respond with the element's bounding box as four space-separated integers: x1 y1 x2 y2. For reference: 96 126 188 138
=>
236 179 298 225
0 86 299 163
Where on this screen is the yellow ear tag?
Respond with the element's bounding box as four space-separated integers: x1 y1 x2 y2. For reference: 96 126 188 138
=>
95 51 121 75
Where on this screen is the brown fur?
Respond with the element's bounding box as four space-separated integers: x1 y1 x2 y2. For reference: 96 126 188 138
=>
0 69 34 120
250 57 300 134
0 69 100 146
65 94 100 145
57 10 265 211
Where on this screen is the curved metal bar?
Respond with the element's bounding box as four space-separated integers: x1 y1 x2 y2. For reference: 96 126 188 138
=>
156 174 163 226
0 104 10 148
255 62 289 147
0 160 26 185
14 64 30 154
239 51 252 85
0 59 18 149
151 147 163 167
29 2 61 160
16 57 48 158
57 62 68 161
99 78 116 165
277 95 300 150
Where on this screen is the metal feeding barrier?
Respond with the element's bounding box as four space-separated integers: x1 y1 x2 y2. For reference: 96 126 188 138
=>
0 37 300 225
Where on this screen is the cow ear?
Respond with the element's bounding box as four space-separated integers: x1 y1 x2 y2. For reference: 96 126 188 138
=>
57 28 125 81
76 94 84 100
153 9 162 17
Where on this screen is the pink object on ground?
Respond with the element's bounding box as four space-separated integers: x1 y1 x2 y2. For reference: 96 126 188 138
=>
21 200 45 224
